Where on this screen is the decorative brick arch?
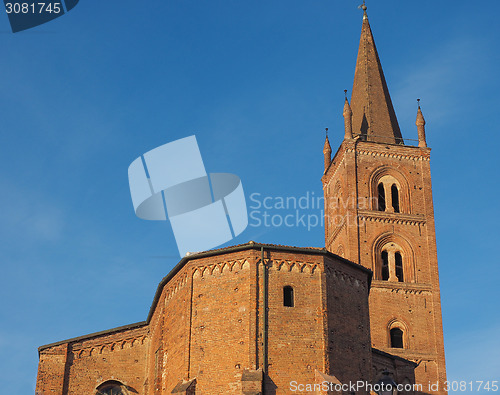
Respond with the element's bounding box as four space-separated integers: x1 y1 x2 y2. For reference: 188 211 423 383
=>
326 180 343 231
372 233 416 283
332 180 342 196
336 244 345 257
369 166 411 213
332 180 342 211
387 318 410 349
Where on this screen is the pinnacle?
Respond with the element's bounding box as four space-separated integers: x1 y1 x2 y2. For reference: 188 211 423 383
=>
323 134 332 153
416 106 426 126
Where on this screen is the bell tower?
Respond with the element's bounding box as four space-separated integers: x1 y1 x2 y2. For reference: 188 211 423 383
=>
322 6 447 393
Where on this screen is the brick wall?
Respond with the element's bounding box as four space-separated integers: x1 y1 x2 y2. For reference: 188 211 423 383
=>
323 139 447 394
36 343 68 394
37 325 148 394
324 256 372 392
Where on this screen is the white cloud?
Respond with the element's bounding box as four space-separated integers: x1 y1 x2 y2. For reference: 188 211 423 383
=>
392 36 490 134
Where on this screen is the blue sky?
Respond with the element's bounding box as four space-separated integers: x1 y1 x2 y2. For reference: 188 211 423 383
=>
0 0 498 393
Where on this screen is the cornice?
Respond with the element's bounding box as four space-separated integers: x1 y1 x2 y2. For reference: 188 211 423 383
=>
358 209 426 226
72 333 148 359
376 347 439 362
324 139 430 186
269 258 320 274
348 141 431 161
38 322 148 353
371 280 432 294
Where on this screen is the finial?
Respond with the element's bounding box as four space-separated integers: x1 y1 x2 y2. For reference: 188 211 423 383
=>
325 127 329 137
344 90 350 104
417 98 421 109
358 0 367 16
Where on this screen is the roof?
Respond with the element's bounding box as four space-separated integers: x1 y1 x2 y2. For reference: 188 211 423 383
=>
38 321 147 352
146 242 372 322
372 348 418 367
39 242 371 353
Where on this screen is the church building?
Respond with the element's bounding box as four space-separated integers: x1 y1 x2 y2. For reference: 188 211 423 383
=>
36 6 447 395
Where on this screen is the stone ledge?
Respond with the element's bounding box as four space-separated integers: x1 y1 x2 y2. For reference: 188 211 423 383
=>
371 280 432 293
358 210 426 225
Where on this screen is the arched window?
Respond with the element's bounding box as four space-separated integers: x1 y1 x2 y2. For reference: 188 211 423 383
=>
377 241 409 282
390 328 404 348
374 234 416 283
395 252 404 282
377 183 386 211
96 381 128 395
391 184 400 213
381 251 389 281
370 169 410 214
283 286 294 307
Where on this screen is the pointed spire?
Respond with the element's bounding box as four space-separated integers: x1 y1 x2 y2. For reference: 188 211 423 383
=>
350 6 404 145
416 100 427 148
343 95 353 139
323 128 332 171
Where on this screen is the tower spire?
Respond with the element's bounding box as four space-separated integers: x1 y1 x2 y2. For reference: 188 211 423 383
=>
350 6 404 145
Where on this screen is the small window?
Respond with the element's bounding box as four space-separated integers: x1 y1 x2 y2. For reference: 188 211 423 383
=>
395 252 404 282
391 184 400 213
97 382 127 395
283 286 294 307
378 183 386 211
390 328 404 348
381 251 389 281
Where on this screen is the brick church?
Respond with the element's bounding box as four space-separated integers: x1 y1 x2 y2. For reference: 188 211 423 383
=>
36 6 447 395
